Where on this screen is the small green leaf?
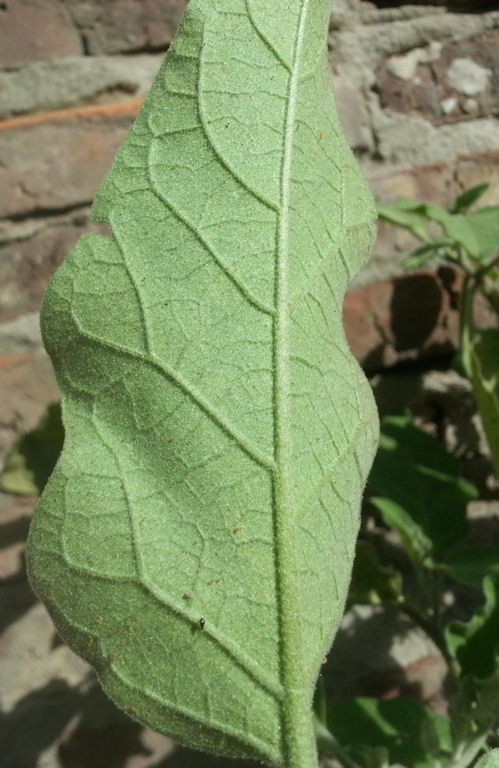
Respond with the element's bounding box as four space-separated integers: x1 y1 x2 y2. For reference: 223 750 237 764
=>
450 183 490 215
404 240 452 271
465 207 499 260
368 414 475 563
447 577 499 679
348 540 402 605
423 204 481 259
469 329 499 478
370 496 433 568
444 548 499 589
0 403 64 496
26 2 379 767
327 697 453 768
377 201 428 242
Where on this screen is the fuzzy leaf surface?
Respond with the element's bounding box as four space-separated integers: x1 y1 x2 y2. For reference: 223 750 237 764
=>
476 751 499 768
26 1 378 765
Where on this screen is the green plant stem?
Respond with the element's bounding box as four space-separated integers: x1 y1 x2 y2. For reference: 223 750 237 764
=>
447 731 491 768
314 718 362 768
476 254 499 282
458 273 477 378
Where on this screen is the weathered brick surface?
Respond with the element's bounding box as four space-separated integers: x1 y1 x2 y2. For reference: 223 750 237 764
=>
0 0 82 69
0 352 59 467
455 150 499 205
0 55 160 119
344 267 498 373
344 269 459 372
378 29 499 126
0 217 90 322
0 115 132 218
64 0 189 55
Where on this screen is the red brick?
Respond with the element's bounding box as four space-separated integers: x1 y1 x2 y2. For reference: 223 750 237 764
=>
378 29 499 126
0 0 81 69
344 268 495 373
0 218 90 322
0 351 59 464
0 495 35 581
64 0 188 55
370 162 457 206
0 113 133 218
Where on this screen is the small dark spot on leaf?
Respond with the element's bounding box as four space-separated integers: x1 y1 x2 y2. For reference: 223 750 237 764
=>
199 618 205 629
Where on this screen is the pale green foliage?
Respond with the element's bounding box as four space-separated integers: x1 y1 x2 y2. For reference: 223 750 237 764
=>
378 187 499 482
475 751 499 768
27 2 378 766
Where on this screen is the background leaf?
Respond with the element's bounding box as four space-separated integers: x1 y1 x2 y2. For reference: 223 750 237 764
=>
26 1 379 766
0 403 63 496
377 201 428 241
465 208 499 260
422 204 481 259
368 414 475 563
444 548 499 589
450 183 490 215
348 540 402 606
449 673 499 758
469 329 499 478
447 577 499 679
327 697 453 768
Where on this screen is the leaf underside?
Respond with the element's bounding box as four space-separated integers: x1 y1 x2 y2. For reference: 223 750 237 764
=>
27 1 378 765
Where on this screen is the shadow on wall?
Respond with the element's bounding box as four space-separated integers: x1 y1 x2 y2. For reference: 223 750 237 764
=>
0 503 37 636
0 674 262 768
361 269 456 374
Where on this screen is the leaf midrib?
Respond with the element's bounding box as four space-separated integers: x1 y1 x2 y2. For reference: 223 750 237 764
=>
273 0 316 763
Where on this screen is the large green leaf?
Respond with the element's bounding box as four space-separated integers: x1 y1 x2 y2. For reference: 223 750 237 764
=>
26 2 378 767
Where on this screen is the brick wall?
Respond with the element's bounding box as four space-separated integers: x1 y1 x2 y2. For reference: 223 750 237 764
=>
0 0 499 463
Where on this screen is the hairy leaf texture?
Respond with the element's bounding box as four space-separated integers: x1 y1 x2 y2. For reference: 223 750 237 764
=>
27 1 379 766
